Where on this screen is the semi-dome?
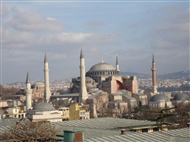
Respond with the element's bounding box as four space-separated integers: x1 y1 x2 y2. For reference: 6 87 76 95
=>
86 77 95 81
150 94 170 102
33 102 55 111
173 93 189 101
33 81 44 86
86 60 119 76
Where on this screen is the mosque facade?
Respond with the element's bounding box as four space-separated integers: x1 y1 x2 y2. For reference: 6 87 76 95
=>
70 51 138 96
24 51 190 120
25 54 62 122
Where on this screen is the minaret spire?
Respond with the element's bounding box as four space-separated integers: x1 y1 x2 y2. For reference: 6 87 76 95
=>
26 72 30 84
44 53 48 62
44 53 51 102
116 54 120 72
152 52 155 63
80 49 84 58
151 52 157 94
26 72 32 111
79 49 88 103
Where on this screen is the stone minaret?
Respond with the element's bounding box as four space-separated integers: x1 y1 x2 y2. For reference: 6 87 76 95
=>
44 54 51 102
26 72 32 110
151 53 157 93
116 55 120 72
79 49 88 103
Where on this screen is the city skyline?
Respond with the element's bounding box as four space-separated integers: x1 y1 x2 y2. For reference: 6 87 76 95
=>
1 0 189 84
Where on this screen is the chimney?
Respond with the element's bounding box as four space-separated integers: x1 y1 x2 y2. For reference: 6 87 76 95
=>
121 129 126 135
64 130 84 142
187 122 190 128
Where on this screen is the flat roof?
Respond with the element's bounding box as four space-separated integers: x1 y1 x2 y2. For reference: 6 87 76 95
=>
53 117 157 138
85 128 190 142
1 117 189 142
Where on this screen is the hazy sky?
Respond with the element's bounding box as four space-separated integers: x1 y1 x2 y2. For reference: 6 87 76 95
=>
0 0 189 84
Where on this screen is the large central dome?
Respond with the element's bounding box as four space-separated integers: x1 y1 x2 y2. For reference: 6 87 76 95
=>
86 61 119 76
89 61 116 71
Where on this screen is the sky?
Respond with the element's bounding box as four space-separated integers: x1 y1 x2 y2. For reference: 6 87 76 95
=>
0 0 189 84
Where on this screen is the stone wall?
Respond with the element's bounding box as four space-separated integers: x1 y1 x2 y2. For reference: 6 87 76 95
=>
86 92 109 118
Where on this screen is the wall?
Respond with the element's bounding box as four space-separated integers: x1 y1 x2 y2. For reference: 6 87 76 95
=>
0 100 8 108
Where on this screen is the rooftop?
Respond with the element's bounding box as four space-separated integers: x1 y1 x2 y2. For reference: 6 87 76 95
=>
85 128 190 142
53 117 156 138
1 118 190 142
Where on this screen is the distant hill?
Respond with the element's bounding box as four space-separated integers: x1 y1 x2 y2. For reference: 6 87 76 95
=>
157 70 190 79
2 71 189 87
120 70 190 79
119 72 151 79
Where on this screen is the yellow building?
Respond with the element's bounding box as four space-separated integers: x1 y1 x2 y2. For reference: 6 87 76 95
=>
58 107 70 120
69 103 90 120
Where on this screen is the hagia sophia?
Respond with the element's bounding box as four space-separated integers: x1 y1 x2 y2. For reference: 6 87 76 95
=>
24 49 190 120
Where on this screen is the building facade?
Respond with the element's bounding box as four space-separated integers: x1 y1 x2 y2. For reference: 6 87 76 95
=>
69 103 90 120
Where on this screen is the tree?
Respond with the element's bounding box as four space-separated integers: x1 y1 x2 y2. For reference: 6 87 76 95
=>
0 120 59 142
0 86 20 99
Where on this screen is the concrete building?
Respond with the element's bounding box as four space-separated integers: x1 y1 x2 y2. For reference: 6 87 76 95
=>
107 100 128 117
109 93 122 102
86 91 109 118
69 103 90 120
58 107 70 120
122 94 137 110
0 100 8 108
2 106 26 118
132 93 148 106
108 91 128 117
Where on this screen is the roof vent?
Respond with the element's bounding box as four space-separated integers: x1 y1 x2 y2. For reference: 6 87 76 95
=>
187 122 190 128
121 129 126 135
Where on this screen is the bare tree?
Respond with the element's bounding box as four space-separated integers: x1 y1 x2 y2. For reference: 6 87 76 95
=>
0 86 20 97
0 120 59 142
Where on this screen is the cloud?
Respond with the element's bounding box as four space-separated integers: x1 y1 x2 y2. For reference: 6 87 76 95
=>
84 20 104 30
1 28 36 48
37 32 117 46
2 22 117 51
50 53 66 60
9 11 63 32
0 3 8 16
146 5 189 52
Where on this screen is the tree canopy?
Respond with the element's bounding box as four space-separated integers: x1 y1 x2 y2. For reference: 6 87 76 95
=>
0 120 58 142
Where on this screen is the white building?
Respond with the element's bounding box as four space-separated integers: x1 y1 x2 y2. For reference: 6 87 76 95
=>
149 94 172 108
172 93 190 105
58 107 69 120
27 102 62 122
3 106 26 118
